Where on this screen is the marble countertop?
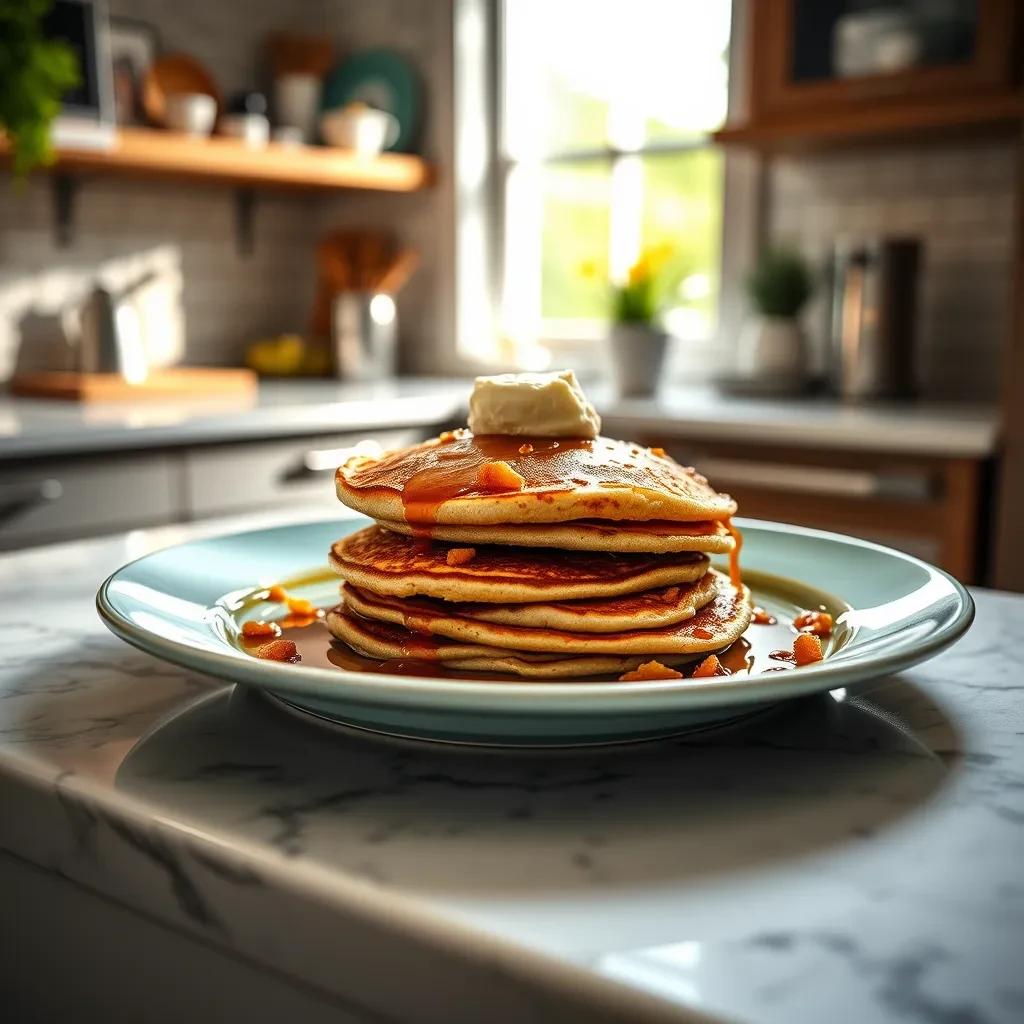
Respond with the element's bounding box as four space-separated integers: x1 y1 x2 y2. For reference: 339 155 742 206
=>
0 379 998 461
2 511 1022 1022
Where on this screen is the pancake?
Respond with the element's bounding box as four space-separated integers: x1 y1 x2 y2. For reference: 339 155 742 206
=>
342 574 750 655
342 572 719 633
374 517 734 554
325 606 704 680
330 525 710 604
336 431 736 527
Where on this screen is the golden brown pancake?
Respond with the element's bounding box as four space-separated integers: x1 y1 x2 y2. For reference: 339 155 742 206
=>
342 574 750 655
341 572 719 633
374 517 734 554
330 525 710 603
336 432 736 527
325 606 704 680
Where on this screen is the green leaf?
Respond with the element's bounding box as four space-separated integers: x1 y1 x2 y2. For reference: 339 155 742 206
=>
744 246 813 318
0 0 81 178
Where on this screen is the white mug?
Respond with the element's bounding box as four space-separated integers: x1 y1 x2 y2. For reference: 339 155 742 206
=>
164 92 217 137
320 105 400 156
220 113 270 147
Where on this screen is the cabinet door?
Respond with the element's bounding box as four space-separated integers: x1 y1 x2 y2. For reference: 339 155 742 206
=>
183 430 424 518
749 0 1019 120
0 453 179 549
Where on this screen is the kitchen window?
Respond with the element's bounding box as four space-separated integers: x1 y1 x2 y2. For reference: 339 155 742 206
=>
492 0 732 366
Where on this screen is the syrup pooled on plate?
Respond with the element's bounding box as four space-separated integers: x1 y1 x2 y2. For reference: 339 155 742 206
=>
236 572 827 683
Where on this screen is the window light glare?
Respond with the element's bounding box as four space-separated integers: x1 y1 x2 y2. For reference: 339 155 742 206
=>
369 294 396 326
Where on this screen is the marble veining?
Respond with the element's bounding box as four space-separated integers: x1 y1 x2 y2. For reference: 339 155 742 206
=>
1 515 1023 1023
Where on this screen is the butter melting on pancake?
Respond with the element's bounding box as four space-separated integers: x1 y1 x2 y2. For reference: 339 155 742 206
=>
341 573 749 655
374 516 734 554
336 432 737 527
330 525 709 604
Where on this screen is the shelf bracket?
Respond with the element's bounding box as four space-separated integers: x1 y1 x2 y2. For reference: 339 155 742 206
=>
234 188 256 256
52 175 78 248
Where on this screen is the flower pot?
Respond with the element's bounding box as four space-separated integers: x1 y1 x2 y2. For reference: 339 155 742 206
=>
608 324 669 398
736 315 807 380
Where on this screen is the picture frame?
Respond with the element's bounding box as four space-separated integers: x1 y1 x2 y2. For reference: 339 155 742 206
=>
42 0 116 147
107 16 161 125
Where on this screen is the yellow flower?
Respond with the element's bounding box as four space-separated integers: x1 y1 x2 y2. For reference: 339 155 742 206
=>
646 243 675 271
628 257 651 286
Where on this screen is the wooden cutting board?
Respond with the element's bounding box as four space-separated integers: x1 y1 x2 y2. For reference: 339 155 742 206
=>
11 368 258 402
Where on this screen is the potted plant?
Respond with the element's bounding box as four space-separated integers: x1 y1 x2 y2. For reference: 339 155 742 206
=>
737 246 814 384
0 0 79 178
584 245 680 398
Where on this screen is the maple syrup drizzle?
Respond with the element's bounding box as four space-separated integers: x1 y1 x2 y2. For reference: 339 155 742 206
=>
398 436 591 527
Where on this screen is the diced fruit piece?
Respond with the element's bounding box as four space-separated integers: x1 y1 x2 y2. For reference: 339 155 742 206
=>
266 585 288 602
446 547 477 566
286 595 317 616
477 461 526 492
793 609 833 636
618 660 684 682
242 620 279 638
793 633 824 665
253 639 299 662
692 655 729 678
279 613 321 629
752 605 777 625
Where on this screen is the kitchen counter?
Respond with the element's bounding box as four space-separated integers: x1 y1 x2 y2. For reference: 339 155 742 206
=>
602 390 999 458
0 379 999 460
2 512 1022 1022
0 378 468 460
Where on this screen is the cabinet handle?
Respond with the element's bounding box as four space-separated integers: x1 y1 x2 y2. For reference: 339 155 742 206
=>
0 479 63 524
279 440 384 483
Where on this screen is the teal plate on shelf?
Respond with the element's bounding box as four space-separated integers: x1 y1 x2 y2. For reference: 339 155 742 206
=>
320 49 420 152
97 518 973 746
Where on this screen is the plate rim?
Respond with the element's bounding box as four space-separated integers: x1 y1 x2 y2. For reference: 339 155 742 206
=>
97 517 975 712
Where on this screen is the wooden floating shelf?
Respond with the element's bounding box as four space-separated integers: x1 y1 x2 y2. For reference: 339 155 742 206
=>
0 127 433 252
713 93 1024 150
0 126 432 193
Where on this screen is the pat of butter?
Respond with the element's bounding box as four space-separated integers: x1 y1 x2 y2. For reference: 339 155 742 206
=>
467 370 601 439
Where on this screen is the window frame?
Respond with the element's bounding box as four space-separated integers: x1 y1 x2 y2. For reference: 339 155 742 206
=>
453 0 760 375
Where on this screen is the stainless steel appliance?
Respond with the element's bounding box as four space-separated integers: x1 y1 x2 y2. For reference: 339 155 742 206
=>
828 238 920 401
77 271 155 381
331 291 398 381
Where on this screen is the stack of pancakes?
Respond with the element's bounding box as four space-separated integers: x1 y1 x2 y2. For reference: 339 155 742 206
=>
327 430 751 679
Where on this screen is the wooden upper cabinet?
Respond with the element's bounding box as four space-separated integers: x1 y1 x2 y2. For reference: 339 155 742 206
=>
720 0 1023 146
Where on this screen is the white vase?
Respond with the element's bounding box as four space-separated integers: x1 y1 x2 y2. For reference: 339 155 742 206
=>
736 315 807 379
274 73 321 143
608 324 669 398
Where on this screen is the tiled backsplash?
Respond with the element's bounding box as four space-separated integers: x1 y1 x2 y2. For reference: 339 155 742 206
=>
1 0 1015 400
768 138 1017 401
0 180 316 378
0 0 453 381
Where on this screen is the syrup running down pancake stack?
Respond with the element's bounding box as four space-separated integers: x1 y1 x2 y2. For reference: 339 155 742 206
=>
327 372 750 679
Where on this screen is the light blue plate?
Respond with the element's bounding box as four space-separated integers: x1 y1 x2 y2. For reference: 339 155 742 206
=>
97 518 973 746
